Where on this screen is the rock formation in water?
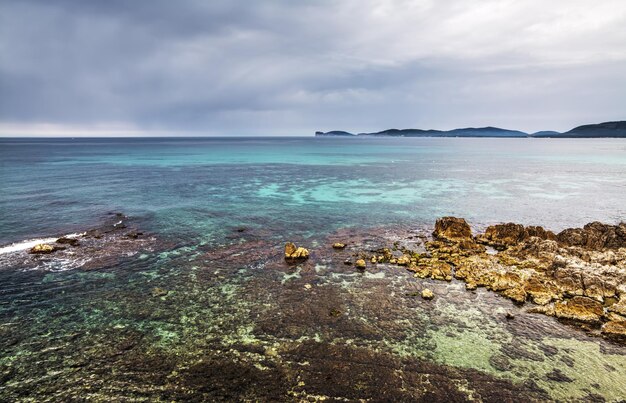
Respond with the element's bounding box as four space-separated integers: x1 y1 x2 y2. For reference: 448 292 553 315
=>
284 242 310 261
342 217 626 341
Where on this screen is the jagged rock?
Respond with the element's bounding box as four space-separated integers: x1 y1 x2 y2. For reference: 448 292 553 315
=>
355 259 366 270
477 223 555 249
332 243 346 249
284 242 309 260
396 255 411 266
421 289 434 300
503 287 527 304
601 320 626 338
29 244 56 254
430 260 452 281
557 222 626 250
523 276 559 305
433 217 472 242
555 296 604 323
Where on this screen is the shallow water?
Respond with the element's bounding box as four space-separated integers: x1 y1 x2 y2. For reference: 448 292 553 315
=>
1 137 625 401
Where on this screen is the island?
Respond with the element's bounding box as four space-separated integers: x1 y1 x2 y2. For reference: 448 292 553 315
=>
316 120 626 138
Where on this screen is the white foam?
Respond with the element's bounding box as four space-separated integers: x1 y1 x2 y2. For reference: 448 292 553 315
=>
0 233 84 255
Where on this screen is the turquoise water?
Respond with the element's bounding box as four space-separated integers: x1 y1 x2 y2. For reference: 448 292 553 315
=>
1 137 625 245
1 137 626 401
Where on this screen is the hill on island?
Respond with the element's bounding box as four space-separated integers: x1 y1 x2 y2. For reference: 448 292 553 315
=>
315 121 626 138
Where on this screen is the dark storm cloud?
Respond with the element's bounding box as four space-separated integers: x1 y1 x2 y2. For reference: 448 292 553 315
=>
1 0 625 135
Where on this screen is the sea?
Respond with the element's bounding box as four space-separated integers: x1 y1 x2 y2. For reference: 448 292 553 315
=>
0 137 625 401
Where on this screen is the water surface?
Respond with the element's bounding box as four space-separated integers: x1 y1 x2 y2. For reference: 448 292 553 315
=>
1 137 625 401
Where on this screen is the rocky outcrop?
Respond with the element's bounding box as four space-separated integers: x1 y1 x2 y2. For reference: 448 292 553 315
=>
477 223 555 250
601 320 626 339
556 222 626 250
432 217 472 242
344 217 626 342
285 242 310 261
554 296 604 323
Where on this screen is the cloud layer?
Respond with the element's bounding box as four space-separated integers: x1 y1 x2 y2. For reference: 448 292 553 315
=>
1 0 625 135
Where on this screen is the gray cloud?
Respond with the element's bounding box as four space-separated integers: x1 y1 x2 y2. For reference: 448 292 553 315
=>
1 0 625 135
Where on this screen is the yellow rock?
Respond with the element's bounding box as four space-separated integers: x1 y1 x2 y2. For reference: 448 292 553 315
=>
29 243 55 254
355 259 366 269
601 320 626 338
421 289 434 300
284 242 309 260
555 296 603 323
284 242 297 257
396 256 410 266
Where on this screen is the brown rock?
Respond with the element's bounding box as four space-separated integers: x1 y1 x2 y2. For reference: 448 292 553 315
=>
608 297 626 316
477 223 556 250
478 223 527 249
524 276 559 305
601 320 626 338
557 222 626 250
555 296 604 323
433 217 472 242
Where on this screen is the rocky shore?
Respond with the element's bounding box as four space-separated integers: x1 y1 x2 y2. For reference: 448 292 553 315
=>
322 217 626 342
2 215 625 401
0 212 156 272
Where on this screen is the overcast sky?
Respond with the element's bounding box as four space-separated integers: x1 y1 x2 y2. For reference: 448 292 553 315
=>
1 0 625 136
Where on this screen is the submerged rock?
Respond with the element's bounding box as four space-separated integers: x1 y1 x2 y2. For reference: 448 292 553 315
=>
284 242 310 261
432 217 472 241
56 237 80 246
151 287 169 297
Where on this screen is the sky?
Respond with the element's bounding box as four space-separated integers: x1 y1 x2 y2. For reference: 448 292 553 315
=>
0 0 625 136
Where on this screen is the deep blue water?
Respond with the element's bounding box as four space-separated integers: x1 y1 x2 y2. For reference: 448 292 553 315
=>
1 137 625 246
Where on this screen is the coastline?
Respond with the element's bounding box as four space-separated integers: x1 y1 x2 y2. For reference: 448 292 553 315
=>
1 215 626 400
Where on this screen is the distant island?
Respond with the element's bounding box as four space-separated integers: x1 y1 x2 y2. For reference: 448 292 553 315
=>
315 120 626 138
